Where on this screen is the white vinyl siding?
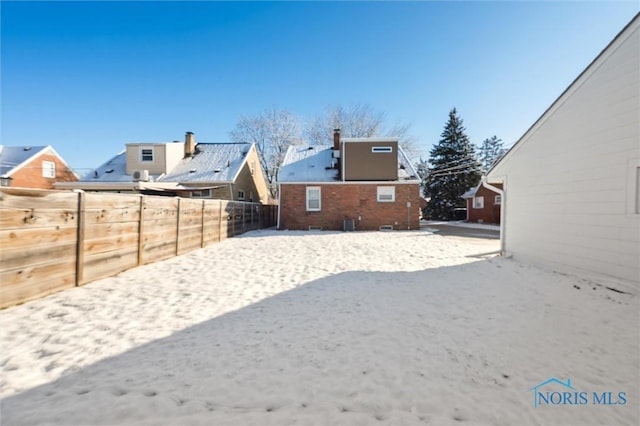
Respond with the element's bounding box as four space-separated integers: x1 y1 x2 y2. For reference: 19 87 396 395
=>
377 186 395 202
42 161 55 178
487 19 639 284
306 187 321 211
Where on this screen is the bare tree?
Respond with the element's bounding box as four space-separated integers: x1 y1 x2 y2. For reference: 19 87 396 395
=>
229 108 301 197
304 103 422 159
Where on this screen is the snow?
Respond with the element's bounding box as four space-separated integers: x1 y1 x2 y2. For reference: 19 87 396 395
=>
0 146 48 176
423 220 501 231
0 230 637 425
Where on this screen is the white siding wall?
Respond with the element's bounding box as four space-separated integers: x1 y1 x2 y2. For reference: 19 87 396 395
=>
489 18 639 285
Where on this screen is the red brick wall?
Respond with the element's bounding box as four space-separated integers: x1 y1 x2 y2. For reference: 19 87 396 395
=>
279 183 421 231
9 153 78 189
466 183 502 224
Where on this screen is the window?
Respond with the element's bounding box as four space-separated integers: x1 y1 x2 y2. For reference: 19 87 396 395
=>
306 187 321 211
238 190 245 200
494 195 502 205
192 189 211 199
473 196 484 209
42 161 55 178
372 146 393 153
140 148 154 162
377 186 395 202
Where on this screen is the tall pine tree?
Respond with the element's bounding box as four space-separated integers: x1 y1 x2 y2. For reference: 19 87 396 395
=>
477 135 505 174
424 108 481 220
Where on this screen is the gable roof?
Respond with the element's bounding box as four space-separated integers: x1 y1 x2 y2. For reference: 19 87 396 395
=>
82 143 255 184
279 143 420 183
0 145 50 176
279 144 337 183
488 12 640 177
161 143 252 183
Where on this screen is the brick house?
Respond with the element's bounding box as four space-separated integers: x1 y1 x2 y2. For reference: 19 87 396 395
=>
0 145 78 189
56 132 273 204
278 130 421 231
461 182 503 224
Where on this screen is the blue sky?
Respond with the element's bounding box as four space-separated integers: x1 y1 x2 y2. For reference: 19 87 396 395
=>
2 1 638 174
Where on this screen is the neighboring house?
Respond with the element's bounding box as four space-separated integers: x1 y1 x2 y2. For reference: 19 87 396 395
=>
486 13 639 285
56 132 272 203
461 182 503 224
278 130 421 231
0 145 78 189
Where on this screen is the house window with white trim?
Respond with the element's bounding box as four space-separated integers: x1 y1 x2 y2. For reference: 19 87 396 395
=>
192 189 211 199
238 190 245 200
42 161 55 178
140 148 154 162
306 186 321 211
372 146 393 153
494 195 502 205
377 186 395 202
473 196 484 209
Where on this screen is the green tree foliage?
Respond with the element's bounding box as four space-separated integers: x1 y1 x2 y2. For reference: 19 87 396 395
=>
424 108 481 220
478 135 505 173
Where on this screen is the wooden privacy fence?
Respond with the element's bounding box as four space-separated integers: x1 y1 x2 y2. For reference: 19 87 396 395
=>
0 189 277 309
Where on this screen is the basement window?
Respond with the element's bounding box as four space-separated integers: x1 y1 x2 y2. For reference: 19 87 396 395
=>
377 186 395 202
372 146 393 153
42 161 55 178
473 196 484 209
306 186 321 211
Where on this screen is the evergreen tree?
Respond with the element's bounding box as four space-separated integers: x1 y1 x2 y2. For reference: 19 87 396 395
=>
477 135 505 173
424 108 481 220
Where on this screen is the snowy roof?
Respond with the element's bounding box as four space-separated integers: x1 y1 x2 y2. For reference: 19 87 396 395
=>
279 143 420 183
461 184 480 199
279 145 338 183
161 143 251 183
82 143 252 183
0 145 49 176
84 150 145 182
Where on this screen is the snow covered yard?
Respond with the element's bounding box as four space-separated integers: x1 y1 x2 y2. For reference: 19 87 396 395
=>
0 229 637 425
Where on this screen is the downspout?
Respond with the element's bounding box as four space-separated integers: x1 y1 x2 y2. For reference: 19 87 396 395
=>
481 176 506 255
277 183 281 230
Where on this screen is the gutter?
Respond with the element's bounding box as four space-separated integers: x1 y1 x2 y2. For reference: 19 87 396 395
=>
481 176 506 255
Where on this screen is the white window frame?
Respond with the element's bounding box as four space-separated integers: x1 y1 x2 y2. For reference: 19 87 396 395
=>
494 195 502 205
42 161 55 178
473 196 484 209
238 189 245 200
372 146 393 153
139 147 154 162
191 189 211 199
306 186 321 211
377 186 395 202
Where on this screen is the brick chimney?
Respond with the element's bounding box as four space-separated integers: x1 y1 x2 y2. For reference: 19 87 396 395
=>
333 128 340 151
185 131 195 157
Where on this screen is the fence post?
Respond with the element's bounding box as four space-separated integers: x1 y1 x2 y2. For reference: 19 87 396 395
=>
201 200 206 248
218 200 223 242
175 197 181 255
75 190 86 287
137 195 145 266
